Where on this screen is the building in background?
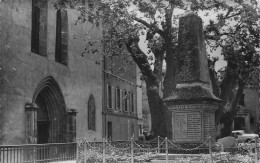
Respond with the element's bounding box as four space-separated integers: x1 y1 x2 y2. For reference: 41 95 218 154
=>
233 73 260 133
102 53 139 140
0 0 104 145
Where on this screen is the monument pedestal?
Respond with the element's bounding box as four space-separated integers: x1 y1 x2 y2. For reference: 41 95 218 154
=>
167 100 218 144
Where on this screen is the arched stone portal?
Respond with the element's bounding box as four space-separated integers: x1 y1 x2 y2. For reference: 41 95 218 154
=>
33 76 67 143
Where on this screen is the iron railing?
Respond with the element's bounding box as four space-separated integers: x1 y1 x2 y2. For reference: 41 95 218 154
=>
0 142 76 163
77 137 260 163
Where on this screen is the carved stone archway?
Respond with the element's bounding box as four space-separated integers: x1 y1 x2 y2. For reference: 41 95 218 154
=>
32 76 67 143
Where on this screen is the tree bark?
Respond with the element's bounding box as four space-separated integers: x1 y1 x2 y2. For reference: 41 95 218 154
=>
220 83 244 137
126 35 171 138
145 80 171 138
162 6 176 99
215 70 237 125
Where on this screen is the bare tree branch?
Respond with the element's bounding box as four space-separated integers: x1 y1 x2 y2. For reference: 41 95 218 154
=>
225 11 243 19
132 17 164 36
125 34 159 86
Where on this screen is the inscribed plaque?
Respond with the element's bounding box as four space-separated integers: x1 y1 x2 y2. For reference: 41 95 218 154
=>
173 112 202 142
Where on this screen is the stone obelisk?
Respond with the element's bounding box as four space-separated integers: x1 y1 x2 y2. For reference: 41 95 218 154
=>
164 11 221 145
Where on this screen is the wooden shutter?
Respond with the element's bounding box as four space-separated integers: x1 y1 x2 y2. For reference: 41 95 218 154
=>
133 94 135 113
112 86 115 110
122 90 125 111
120 89 122 111
124 91 129 112
106 85 109 108
129 93 132 113
115 88 118 111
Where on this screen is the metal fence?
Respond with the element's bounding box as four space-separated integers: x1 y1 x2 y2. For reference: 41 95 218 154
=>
77 137 260 163
1 137 259 163
0 142 76 163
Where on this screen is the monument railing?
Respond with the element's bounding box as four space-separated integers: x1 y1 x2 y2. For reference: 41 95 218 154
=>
77 136 260 163
0 142 76 163
1 137 259 163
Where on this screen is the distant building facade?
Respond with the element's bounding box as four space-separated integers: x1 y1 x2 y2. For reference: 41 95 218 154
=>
103 53 139 140
234 81 260 133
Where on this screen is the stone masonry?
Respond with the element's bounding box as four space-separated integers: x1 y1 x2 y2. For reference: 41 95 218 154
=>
164 11 221 144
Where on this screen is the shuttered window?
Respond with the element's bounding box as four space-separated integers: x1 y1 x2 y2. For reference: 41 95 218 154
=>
106 85 112 109
131 93 134 113
124 91 128 112
112 86 115 110
119 89 123 111
115 88 121 110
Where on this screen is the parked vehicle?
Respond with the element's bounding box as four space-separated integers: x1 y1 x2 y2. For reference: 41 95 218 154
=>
232 130 259 143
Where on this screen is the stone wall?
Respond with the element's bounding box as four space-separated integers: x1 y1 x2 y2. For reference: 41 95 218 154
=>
105 115 138 140
0 0 103 144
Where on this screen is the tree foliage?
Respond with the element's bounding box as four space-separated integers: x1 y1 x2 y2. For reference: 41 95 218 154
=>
52 0 260 137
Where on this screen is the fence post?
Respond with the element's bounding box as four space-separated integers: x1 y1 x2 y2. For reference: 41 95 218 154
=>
76 139 79 163
255 137 258 163
158 136 160 154
94 138 96 148
165 137 168 163
208 136 213 163
103 138 106 163
84 139 87 163
33 145 36 163
131 137 134 163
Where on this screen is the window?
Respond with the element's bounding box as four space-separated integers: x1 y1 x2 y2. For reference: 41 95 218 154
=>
31 0 40 54
31 0 47 56
130 93 134 113
123 90 128 112
88 95 96 131
107 122 112 140
107 85 112 109
239 93 245 106
55 9 68 65
116 88 120 110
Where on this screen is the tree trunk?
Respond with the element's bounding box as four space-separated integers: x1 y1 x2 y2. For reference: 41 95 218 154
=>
126 34 172 138
220 113 234 137
220 84 244 137
216 71 237 125
145 80 171 138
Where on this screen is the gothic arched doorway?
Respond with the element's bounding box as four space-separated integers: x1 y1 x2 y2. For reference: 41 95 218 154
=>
33 76 67 144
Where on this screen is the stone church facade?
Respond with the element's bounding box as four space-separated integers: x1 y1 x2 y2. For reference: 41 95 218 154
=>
0 0 139 145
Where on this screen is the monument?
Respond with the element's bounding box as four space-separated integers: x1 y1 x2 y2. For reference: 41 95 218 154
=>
164 11 221 144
